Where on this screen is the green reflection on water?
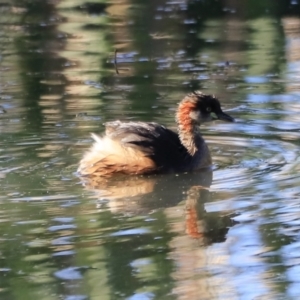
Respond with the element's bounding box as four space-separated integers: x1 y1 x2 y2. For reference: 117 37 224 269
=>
1 0 300 299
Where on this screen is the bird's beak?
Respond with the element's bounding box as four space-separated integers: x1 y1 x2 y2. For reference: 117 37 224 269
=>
216 111 235 122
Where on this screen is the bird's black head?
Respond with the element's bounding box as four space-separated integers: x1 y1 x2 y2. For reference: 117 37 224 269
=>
188 91 235 124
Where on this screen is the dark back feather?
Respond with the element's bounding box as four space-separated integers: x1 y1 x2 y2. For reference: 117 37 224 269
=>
105 121 192 172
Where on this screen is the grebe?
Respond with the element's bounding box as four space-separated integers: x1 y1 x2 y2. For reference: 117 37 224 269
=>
78 91 234 176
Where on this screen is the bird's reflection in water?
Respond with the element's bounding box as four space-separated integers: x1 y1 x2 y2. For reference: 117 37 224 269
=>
80 170 237 299
80 169 235 243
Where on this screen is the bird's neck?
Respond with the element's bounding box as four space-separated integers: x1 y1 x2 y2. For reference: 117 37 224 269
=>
176 107 202 155
177 122 201 156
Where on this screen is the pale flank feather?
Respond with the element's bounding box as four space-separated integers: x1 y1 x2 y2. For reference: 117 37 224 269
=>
78 133 156 176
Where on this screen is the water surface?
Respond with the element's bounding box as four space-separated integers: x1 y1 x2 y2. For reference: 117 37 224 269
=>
1 0 300 299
